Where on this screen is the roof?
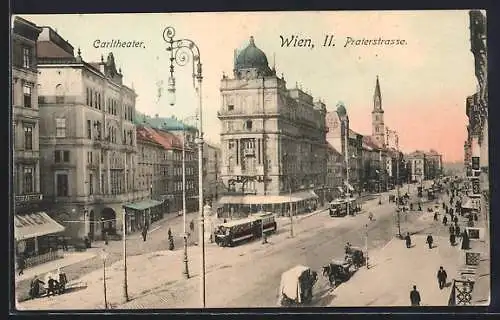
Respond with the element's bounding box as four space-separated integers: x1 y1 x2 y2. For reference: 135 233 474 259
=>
362 136 382 151
221 216 257 228
37 40 74 58
134 112 196 131
136 126 164 148
235 36 272 76
14 212 65 241
123 199 163 211
348 128 362 139
282 265 310 279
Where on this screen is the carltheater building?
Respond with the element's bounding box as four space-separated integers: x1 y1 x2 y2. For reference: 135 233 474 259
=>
217 36 328 217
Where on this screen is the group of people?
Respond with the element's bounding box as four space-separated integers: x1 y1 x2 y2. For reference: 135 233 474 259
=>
29 268 68 299
404 232 435 249
410 266 449 306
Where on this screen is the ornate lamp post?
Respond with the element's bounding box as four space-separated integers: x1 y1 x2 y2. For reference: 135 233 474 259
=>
163 26 206 308
336 102 350 216
100 249 109 309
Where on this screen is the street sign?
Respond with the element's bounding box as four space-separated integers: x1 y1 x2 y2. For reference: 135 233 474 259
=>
472 157 480 170
471 178 481 196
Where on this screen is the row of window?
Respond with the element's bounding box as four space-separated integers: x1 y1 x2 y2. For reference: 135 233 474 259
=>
13 123 34 150
14 166 35 195
85 88 134 120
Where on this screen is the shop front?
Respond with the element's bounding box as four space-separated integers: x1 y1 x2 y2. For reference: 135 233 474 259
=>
14 212 65 268
122 199 164 233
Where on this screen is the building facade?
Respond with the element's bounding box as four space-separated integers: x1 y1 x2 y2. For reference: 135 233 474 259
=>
218 36 327 216
12 17 43 215
37 26 139 240
407 151 426 183
203 143 222 203
325 109 363 195
325 143 344 201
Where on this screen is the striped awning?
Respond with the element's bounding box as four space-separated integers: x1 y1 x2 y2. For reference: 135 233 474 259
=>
14 212 65 241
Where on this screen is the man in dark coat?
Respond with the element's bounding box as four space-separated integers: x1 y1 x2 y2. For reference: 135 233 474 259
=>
142 227 148 242
442 215 448 225
47 276 59 296
433 212 438 221
449 232 456 246
29 275 44 299
461 230 470 250
410 285 421 306
426 234 434 249
437 266 448 289
405 232 412 248
449 224 455 235
17 254 25 276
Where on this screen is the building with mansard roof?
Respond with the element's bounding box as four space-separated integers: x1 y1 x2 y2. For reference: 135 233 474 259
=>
36 25 143 240
217 36 328 217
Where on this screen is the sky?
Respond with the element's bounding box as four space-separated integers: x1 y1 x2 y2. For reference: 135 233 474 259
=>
19 11 480 162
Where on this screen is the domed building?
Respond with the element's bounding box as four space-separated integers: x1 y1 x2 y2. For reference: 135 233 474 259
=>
217 36 329 217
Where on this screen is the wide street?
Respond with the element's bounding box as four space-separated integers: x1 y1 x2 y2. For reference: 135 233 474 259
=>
19 181 466 310
120 182 436 308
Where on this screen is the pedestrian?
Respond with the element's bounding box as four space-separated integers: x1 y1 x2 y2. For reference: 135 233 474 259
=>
442 202 446 210
46 275 58 297
453 215 458 224
455 225 461 237
410 285 421 306
449 224 455 235
189 219 195 232
29 275 44 300
62 237 68 251
442 215 448 226
437 266 448 289
104 231 109 245
17 254 25 276
461 230 470 250
142 227 148 242
473 212 478 221
57 268 68 294
426 234 434 249
449 232 456 246
433 212 438 221
405 232 412 248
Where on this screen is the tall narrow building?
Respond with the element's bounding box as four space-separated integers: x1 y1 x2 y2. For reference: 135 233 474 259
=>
372 76 385 147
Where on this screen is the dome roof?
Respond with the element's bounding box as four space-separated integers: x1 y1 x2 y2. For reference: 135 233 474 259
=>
235 36 270 71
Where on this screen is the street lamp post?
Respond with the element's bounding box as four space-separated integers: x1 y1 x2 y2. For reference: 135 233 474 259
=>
181 123 190 279
122 208 129 302
163 26 206 308
100 249 109 309
336 102 350 217
365 223 370 269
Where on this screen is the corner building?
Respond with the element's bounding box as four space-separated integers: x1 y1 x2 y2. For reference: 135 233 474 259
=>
218 36 327 216
36 27 138 240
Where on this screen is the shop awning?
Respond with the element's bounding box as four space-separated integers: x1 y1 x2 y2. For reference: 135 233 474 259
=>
218 190 318 205
14 212 65 241
123 199 163 211
461 198 475 209
344 182 355 192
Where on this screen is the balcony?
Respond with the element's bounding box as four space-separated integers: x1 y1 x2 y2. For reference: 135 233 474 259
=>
15 193 43 205
14 150 40 163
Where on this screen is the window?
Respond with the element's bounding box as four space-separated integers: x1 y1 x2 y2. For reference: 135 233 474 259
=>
23 125 33 150
87 120 92 139
246 120 253 130
86 88 90 105
23 167 33 194
54 150 61 163
63 151 70 162
22 47 31 69
94 92 98 108
228 104 234 111
56 173 69 197
23 85 32 108
90 90 93 106
87 151 92 164
101 152 104 163
56 118 66 137
89 174 94 195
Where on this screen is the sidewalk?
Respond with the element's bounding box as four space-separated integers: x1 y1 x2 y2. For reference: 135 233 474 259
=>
15 251 97 283
329 235 461 307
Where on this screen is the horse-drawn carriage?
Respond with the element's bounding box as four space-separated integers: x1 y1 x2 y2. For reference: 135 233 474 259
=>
322 244 367 288
277 265 318 306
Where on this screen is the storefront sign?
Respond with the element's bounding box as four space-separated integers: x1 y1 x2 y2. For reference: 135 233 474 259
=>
472 157 480 170
471 178 481 196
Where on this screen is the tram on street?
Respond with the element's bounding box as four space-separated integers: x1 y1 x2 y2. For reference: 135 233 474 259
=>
329 198 360 217
214 213 277 247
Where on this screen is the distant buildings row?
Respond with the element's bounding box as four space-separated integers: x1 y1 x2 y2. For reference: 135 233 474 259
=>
12 17 220 261
216 36 443 217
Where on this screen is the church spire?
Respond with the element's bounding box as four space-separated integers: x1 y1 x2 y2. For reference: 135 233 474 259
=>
374 75 382 111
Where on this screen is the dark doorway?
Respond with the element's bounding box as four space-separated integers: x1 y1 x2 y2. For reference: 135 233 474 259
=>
101 207 117 235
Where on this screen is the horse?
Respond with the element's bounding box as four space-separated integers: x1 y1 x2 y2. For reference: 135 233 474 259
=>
322 263 350 288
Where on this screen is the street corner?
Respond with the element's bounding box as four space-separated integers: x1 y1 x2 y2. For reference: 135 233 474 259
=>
329 235 462 306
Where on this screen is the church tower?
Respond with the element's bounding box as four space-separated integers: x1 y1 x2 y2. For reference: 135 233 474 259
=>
372 75 385 147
